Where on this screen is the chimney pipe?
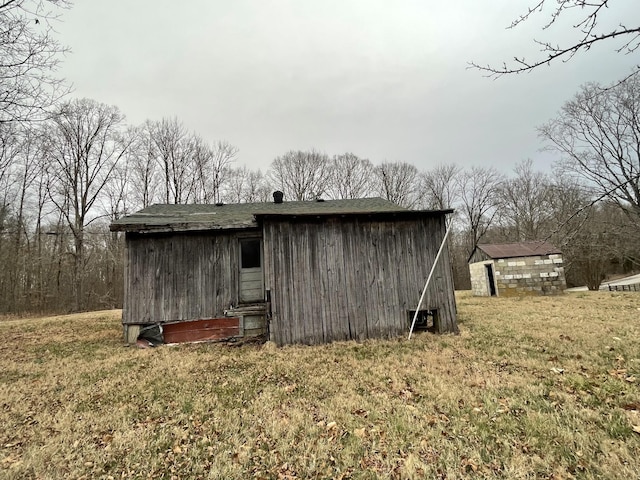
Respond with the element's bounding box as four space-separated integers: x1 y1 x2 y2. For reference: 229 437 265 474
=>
273 191 284 204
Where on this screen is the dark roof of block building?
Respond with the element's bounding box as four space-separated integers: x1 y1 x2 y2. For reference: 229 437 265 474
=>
476 241 562 260
110 197 453 233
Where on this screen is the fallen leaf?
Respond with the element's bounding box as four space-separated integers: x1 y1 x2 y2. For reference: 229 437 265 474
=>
551 367 564 374
353 428 366 438
633 425 640 434
425 415 438 426
351 408 369 417
610 369 627 378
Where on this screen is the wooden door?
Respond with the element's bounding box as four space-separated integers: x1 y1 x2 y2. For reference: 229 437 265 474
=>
239 238 263 303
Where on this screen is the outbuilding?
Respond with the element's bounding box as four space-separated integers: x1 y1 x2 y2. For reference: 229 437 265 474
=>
110 195 458 346
468 241 566 297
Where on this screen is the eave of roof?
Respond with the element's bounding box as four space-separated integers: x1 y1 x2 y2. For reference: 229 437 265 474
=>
254 209 454 220
110 198 454 234
474 241 562 260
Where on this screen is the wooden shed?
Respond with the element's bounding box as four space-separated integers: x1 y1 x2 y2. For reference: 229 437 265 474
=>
468 242 566 297
110 196 458 346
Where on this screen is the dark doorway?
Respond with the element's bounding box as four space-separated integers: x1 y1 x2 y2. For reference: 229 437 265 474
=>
485 264 497 296
408 309 438 333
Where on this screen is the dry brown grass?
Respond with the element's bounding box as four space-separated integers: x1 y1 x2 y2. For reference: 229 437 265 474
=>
1 292 639 479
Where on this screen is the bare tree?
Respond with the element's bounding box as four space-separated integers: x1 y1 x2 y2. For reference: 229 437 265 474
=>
540 78 640 225
561 202 623 290
497 159 554 241
0 124 21 206
44 98 131 310
471 1 640 77
29 140 54 311
191 136 211 203
127 123 161 209
544 176 640 289
223 165 249 204
373 161 419 208
0 124 22 310
326 153 374 199
8 128 46 310
267 149 330 201
101 157 130 221
244 169 271 203
457 166 504 254
192 138 238 204
149 117 195 204
223 166 270 203
210 140 238 203
0 0 70 123
419 163 461 210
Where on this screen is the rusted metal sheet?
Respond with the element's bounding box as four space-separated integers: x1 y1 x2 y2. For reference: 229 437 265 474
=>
162 318 240 344
477 242 562 260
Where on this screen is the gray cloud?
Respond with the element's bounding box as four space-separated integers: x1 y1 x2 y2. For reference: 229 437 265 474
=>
57 0 640 174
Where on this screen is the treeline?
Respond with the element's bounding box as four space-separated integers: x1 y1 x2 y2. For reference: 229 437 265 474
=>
0 97 638 314
1 2 639 315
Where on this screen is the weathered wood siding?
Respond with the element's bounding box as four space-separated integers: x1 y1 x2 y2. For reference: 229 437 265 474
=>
239 268 263 302
263 216 457 346
123 231 243 325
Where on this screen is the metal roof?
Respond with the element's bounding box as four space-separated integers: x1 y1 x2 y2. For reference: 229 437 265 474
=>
477 241 562 259
110 197 453 233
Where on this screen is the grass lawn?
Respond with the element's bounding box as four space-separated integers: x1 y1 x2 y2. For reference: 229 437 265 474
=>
1 291 639 479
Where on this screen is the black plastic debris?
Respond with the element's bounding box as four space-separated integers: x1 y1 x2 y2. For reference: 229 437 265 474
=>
136 324 163 348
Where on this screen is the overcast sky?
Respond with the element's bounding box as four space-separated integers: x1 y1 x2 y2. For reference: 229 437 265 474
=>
56 0 640 175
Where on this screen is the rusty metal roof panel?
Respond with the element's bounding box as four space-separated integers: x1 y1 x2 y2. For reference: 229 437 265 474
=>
477 242 562 259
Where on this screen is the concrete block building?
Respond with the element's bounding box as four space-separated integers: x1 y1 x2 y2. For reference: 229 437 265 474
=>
468 242 566 297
